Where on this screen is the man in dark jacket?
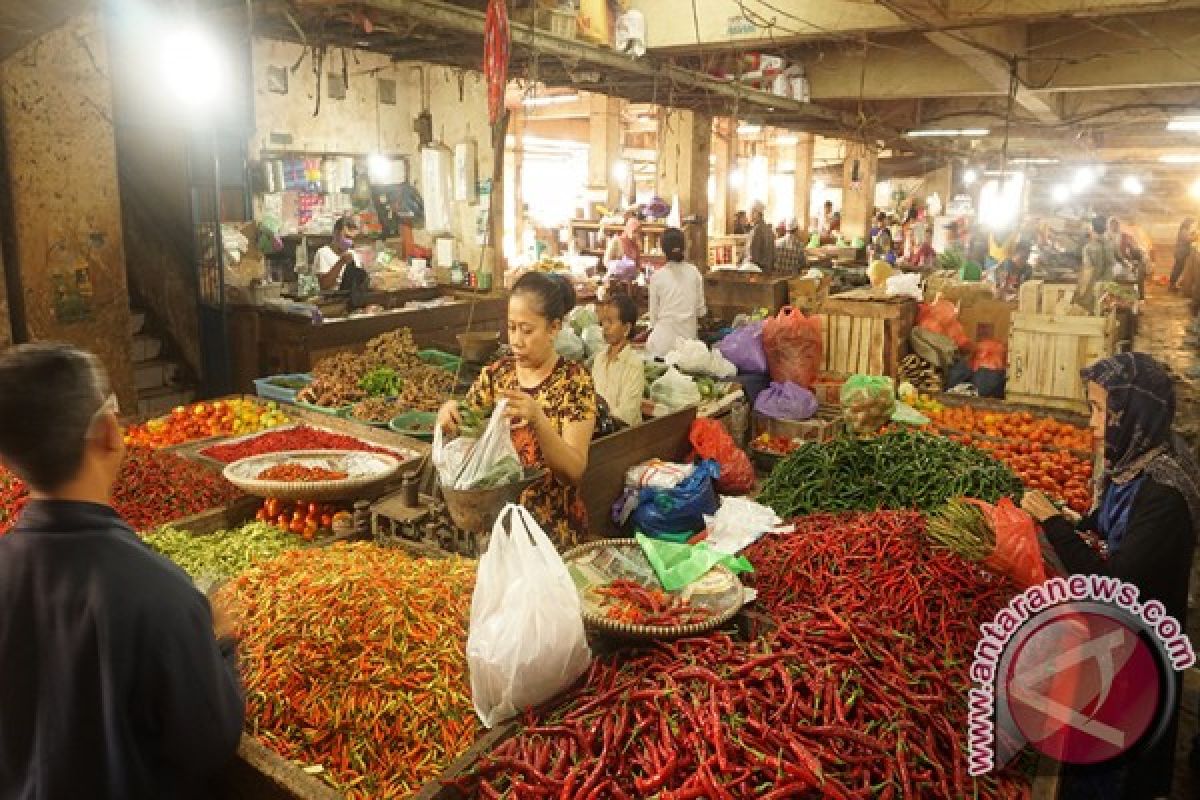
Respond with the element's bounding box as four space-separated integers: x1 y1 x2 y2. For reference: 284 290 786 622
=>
0 344 244 800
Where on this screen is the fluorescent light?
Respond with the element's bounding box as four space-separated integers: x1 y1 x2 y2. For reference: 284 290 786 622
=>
522 93 580 107
1167 116 1200 132
984 169 1024 177
737 124 763 135
1072 166 1096 192
1160 153 1200 164
1051 184 1071 204
905 128 990 138
159 25 226 112
979 173 1025 230
1121 176 1144 195
963 168 978 186
776 134 800 145
1191 178 1200 199
367 153 392 183
1010 157 1059 165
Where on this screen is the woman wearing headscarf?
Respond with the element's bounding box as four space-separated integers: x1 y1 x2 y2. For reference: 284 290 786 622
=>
1022 352 1200 800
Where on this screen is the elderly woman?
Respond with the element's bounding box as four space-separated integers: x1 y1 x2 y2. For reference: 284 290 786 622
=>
1023 352 1199 800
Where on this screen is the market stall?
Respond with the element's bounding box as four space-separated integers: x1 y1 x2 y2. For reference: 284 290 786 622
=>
703 270 790 322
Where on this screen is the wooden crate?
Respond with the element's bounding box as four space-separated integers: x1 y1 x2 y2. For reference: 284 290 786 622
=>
1006 312 1117 414
787 273 831 313
223 735 342 800
958 298 1015 343
818 290 917 379
1018 280 1077 314
752 404 842 443
703 272 790 321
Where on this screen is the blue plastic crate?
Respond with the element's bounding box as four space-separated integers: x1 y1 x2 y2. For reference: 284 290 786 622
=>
253 373 312 405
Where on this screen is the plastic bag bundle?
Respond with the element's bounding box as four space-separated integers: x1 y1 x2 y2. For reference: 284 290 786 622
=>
649 367 701 410
969 498 1049 589
689 418 754 495
631 460 720 538
581 324 606 360
714 321 769 375
433 400 522 490
840 374 896 435
635 533 753 593
702 496 782 555
568 305 599 336
555 328 585 361
885 272 923 300
467 505 592 727
625 460 695 491
753 381 817 421
763 307 823 388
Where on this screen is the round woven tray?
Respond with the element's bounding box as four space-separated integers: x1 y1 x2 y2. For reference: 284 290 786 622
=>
562 538 744 641
294 399 352 417
222 449 404 501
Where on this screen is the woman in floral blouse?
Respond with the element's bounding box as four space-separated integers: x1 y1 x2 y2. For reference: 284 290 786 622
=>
437 272 597 548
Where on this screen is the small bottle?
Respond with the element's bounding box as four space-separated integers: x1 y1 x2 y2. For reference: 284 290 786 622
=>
353 500 371 539
402 473 419 507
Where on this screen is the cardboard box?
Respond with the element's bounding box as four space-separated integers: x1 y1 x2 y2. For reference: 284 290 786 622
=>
959 299 1014 344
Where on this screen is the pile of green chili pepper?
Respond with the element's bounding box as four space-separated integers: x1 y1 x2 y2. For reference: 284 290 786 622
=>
216 543 479 799
757 429 1023 519
144 522 301 582
455 512 1030 799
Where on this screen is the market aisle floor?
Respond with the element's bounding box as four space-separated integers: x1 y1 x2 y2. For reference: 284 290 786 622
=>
1135 285 1200 799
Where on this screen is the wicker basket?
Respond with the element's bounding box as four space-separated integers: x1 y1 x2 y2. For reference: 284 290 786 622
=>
222 449 405 501
439 468 547 534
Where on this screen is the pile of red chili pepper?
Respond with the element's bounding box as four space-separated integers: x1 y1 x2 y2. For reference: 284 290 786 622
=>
257 464 348 482
457 511 1030 799
200 425 403 464
593 579 713 627
0 447 242 536
217 543 480 799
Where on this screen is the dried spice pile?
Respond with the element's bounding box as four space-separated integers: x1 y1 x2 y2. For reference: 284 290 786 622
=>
217 544 480 798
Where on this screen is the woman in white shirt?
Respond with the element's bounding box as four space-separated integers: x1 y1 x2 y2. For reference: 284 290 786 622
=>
646 227 706 357
592 293 644 427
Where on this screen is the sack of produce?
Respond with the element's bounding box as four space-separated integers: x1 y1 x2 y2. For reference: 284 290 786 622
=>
468 504 592 727
927 498 1051 588
625 460 695 491
554 328 586 361
753 381 817 421
909 327 959 370
433 400 522 490
762 306 823 388
631 460 720 538
714 320 769 375
916 299 969 349
970 338 1007 372
649 367 702 410
884 272 923 301
689 418 755 495
839 374 896 435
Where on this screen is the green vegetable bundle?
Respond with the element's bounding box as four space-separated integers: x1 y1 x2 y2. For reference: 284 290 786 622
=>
145 522 302 582
926 499 994 561
757 430 1023 518
358 366 402 397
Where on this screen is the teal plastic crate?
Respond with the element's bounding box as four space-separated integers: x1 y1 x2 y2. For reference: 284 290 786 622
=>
418 349 462 375
253 373 312 404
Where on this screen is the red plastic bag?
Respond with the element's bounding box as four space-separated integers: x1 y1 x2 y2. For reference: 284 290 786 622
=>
917 299 969 349
689 418 754 495
967 497 1048 588
762 306 823 388
970 339 1007 372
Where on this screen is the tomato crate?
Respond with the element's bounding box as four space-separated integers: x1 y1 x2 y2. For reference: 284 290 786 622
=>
752 404 843 444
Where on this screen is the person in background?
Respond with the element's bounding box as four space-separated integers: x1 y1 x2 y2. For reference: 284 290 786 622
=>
746 201 776 272
987 228 1018 269
1078 214 1118 311
313 215 363 291
0 344 244 799
1170 217 1196 292
617 211 642 272
870 211 896 265
437 273 596 549
818 200 836 237
992 240 1033 301
732 210 750 235
1023 353 1198 800
591 292 644 427
646 227 706 357
774 218 807 276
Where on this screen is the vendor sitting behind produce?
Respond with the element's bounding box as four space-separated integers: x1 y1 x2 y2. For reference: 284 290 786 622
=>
646 227 707 358
592 293 644 427
313 215 365 291
437 273 596 549
992 240 1033 301
746 201 776 272
0 343 244 797
1022 352 1198 800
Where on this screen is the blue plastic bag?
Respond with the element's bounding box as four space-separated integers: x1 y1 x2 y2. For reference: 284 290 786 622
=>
631 460 720 538
715 321 769 375
753 381 818 421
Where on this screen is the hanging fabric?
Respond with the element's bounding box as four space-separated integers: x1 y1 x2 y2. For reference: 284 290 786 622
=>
483 0 510 125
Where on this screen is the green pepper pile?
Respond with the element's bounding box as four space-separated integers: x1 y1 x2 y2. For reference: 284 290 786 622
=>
757 429 1023 518
145 522 302 582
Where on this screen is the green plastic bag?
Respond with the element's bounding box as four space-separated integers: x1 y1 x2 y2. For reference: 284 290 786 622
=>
891 401 930 426
636 533 753 592
959 261 983 282
840 374 896 434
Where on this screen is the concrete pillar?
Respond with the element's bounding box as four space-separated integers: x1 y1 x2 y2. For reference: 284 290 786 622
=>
509 113 525 261
711 117 735 235
657 108 712 270
587 94 622 211
794 133 815 233
489 112 510 288
841 140 878 241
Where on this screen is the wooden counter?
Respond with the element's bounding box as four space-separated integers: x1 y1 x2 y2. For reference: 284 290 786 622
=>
230 291 508 393
704 271 791 321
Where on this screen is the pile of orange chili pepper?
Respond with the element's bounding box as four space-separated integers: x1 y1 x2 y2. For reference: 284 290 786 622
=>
458 512 1030 799
594 579 713 626
257 464 348 482
217 543 479 799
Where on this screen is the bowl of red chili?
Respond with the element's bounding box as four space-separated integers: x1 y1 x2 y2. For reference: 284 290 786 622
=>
222 449 405 501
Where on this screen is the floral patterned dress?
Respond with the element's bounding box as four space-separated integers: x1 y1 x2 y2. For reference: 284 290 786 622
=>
465 356 597 548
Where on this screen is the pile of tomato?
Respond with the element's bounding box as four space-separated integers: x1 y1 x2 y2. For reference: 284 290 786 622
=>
255 498 351 541
942 432 1094 513
927 406 1093 452
125 399 288 448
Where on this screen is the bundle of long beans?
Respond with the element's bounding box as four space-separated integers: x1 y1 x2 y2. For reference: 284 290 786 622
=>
926 500 994 561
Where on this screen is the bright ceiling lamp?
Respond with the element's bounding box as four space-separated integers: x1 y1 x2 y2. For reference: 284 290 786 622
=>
1121 176 1144 195
737 123 763 135
962 168 978 186
905 128 990 137
522 93 580 107
1071 166 1096 192
159 25 227 113
1191 178 1200 199
1051 184 1071 204
1166 116 1200 132
979 173 1025 230
1160 153 1200 164
1010 157 1059 165
612 160 629 182
776 134 800 145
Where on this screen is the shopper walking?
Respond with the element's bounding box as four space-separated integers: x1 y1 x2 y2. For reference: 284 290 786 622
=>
746 201 776 272
1076 215 1118 312
1022 352 1199 800
0 344 244 800
644 227 706 358
1170 217 1195 292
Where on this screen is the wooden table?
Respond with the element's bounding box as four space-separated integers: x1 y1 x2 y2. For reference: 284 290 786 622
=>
818 288 917 379
704 271 791 321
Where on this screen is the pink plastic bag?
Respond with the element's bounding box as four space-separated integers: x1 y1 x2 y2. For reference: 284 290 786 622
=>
917 299 969 349
970 339 1007 372
763 306 823 388
966 497 1048 589
689 418 754 495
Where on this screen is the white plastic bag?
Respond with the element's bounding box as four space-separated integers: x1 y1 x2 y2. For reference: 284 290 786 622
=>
708 349 738 379
703 496 785 555
885 272 924 300
431 427 477 486
581 324 606 360
649 367 701 410
434 400 522 490
625 459 695 490
467 504 592 727
665 338 712 374
555 328 585 361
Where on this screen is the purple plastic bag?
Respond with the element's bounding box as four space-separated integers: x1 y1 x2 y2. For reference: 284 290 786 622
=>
715 321 769 375
754 381 818 421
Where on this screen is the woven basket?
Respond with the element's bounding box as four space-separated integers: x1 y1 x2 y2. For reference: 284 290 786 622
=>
222 449 404 501
562 539 744 641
